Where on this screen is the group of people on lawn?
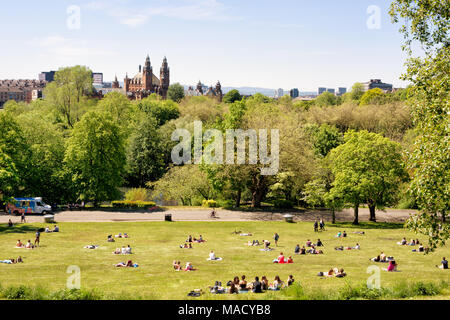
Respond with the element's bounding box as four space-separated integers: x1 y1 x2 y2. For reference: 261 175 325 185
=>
209 274 295 294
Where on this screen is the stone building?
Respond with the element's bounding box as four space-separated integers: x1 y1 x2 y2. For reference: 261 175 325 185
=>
124 55 170 100
186 80 223 102
0 79 46 108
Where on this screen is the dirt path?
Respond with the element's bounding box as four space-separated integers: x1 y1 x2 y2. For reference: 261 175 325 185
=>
0 208 416 223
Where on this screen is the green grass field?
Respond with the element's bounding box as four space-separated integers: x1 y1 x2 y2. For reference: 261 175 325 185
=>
0 221 449 300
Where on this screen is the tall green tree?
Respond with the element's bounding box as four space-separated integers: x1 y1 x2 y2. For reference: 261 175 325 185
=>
360 88 385 106
44 66 93 128
64 111 126 205
329 130 408 224
223 89 242 104
167 83 185 103
350 83 365 102
126 116 166 187
390 0 449 248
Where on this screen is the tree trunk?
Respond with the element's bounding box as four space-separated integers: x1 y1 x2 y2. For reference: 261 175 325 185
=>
235 190 241 208
353 205 359 225
442 210 446 223
251 174 266 208
252 189 264 208
332 208 336 224
369 205 377 222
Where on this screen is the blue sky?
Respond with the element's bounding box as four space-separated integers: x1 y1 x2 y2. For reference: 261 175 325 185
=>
0 0 410 91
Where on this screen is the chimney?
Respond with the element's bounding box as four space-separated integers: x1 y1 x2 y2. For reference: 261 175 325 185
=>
139 65 142 73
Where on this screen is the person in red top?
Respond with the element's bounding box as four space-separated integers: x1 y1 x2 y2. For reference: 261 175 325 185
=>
287 256 294 264
277 252 286 264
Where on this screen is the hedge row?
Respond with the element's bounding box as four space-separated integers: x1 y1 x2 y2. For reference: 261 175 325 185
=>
202 200 217 208
111 201 157 209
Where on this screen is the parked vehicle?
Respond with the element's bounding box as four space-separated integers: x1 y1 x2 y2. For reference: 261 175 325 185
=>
6 197 53 216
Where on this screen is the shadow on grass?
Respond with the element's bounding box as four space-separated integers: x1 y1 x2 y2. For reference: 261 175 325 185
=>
0 224 42 234
330 222 405 230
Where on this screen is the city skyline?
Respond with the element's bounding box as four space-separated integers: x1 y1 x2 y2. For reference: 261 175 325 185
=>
0 0 410 91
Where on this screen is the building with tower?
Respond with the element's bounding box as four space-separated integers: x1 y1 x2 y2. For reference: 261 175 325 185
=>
186 80 223 102
124 54 170 100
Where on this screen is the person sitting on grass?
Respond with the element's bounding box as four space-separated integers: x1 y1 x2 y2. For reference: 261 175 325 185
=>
184 262 196 271
107 235 115 242
300 246 306 255
268 276 284 291
113 248 121 254
45 226 52 233
194 235 206 243
121 246 127 255
294 244 300 254
306 239 312 247
208 250 222 261
252 276 263 293
16 240 23 248
436 257 448 270
173 260 182 271
273 252 286 264
335 268 347 277
418 244 425 252
261 276 269 290
398 237 407 245
336 231 342 238
239 275 249 291
371 255 381 262
287 256 294 264
287 275 295 286
25 240 35 249
16 256 23 263
187 235 193 243
408 239 416 246
384 260 398 272
380 252 387 262
354 243 361 250
209 281 225 294
229 282 239 294
316 239 323 247
342 231 347 237
125 245 132 254
8 219 13 227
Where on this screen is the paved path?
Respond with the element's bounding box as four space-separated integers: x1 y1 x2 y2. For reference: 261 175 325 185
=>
0 208 416 223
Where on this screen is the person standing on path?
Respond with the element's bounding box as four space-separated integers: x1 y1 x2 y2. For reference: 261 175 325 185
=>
21 212 26 223
314 220 319 232
274 233 280 247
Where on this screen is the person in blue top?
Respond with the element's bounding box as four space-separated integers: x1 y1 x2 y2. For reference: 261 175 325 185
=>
273 233 280 247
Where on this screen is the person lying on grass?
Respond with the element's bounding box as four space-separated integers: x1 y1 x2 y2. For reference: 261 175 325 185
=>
318 268 346 278
180 243 193 249
107 235 115 242
240 233 253 236
115 260 138 268
335 244 360 251
1 256 23 264
184 262 196 271
307 247 323 254
173 260 182 271
436 257 448 270
115 233 129 238
247 240 260 246
268 276 284 290
207 250 222 261
84 245 99 249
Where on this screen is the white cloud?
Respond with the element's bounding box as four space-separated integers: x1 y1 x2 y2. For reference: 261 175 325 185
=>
84 0 238 27
31 35 115 58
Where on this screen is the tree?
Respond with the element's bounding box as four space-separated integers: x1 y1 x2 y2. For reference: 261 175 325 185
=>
329 130 408 224
44 66 93 128
314 92 338 107
64 111 126 205
350 83 365 102
137 97 180 126
97 92 132 124
390 0 449 249
223 89 242 104
167 83 185 103
304 123 343 157
360 88 384 106
126 116 166 187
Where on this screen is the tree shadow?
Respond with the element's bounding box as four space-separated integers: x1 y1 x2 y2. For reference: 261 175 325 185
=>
0 224 43 235
330 222 405 230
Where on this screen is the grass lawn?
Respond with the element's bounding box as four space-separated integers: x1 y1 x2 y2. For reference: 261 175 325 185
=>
0 220 449 300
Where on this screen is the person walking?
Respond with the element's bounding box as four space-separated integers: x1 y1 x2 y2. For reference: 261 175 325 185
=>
319 219 325 231
21 212 26 223
314 220 319 232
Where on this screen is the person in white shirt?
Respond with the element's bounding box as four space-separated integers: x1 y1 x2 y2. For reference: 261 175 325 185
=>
126 245 132 254
121 246 127 255
209 250 216 260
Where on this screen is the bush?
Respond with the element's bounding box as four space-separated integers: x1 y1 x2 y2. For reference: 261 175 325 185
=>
111 200 157 209
202 200 217 208
125 188 150 202
273 199 294 209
